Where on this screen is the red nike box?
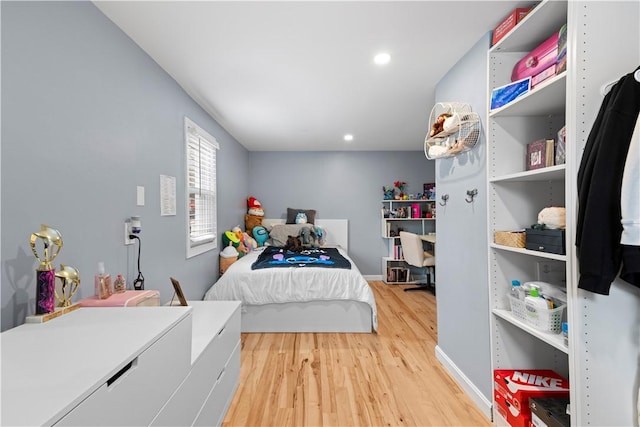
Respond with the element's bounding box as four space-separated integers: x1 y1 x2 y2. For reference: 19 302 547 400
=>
495 390 530 427
494 370 570 427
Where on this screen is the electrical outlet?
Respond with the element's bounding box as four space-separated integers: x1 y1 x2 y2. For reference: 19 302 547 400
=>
124 222 134 245
536 260 565 285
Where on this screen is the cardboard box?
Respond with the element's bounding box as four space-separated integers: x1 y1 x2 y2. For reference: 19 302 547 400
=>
490 77 531 110
494 370 570 427
495 391 530 427
530 397 570 427
492 8 532 46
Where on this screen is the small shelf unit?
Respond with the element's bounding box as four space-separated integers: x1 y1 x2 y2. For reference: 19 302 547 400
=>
381 199 435 284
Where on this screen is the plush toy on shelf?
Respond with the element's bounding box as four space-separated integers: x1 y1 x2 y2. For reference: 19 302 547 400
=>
429 113 452 137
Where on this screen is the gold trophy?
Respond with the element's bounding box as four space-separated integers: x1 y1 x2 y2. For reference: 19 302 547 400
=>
55 265 80 308
29 224 63 315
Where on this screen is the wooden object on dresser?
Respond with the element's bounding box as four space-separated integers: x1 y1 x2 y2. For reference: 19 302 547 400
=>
1 301 241 427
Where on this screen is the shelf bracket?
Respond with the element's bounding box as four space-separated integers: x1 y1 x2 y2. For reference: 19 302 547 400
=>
465 188 478 203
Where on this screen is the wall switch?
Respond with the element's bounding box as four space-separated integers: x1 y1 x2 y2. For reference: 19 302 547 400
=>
137 186 145 206
124 222 134 245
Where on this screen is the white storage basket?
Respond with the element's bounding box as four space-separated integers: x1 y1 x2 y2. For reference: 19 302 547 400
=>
509 295 565 334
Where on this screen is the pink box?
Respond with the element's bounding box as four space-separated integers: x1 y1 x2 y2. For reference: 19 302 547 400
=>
411 203 421 218
79 290 160 307
511 31 559 82
531 64 557 88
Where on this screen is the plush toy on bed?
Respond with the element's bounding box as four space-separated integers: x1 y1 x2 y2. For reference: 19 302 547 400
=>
284 235 303 252
222 230 247 258
252 226 269 246
245 196 264 235
295 212 308 224
299 227 317 248
243 232 258 252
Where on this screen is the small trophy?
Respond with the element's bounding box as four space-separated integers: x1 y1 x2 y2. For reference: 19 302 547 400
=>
29 224 63 315
55 265 80 308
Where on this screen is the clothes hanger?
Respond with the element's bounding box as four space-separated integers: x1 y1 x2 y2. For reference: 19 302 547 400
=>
600 68 640 96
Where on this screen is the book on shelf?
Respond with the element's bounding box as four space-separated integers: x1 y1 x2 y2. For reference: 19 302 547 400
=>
526 138 555 170
555 125 566 165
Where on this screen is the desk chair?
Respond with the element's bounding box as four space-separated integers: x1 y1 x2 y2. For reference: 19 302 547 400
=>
399 231 436 294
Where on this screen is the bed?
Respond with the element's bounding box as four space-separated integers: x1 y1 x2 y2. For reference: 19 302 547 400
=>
203 219 377 333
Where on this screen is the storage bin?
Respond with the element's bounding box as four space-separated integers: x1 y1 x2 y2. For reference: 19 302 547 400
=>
511 30 559 82
494 230 526 248
509 295 565 333
525 228 566 255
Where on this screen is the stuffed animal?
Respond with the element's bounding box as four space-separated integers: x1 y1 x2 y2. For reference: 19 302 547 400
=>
222 230 247 257
245 214 262 235
247 196 264 217
429 113 452 137
295 212 307 224
252 226 269 246
242 232 257 252
299 227 316 248
284 235 303 252
230 226 248 257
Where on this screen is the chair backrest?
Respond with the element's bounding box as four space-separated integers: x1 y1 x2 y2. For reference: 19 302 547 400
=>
399 231 426 268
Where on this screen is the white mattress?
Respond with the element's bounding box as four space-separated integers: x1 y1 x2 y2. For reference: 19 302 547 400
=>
204 246 378 331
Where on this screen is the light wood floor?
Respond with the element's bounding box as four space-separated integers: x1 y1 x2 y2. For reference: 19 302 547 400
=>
222 281 491 426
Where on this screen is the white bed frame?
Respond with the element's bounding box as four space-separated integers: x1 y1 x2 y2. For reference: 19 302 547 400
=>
240 219 375 333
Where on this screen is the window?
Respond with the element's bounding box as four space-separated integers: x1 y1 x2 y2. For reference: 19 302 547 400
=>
184 117 219 258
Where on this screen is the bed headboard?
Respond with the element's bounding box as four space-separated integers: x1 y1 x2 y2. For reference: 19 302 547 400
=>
261 219 349 251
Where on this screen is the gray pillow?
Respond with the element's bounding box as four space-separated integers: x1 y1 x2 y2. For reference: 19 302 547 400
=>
286 208 316 224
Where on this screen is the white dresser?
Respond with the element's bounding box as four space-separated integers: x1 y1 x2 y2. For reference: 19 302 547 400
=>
1 301 241 427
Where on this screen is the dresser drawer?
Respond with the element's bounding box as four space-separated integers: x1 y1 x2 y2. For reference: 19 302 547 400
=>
56 315 191 426
193 341 241 427
150 308 240 426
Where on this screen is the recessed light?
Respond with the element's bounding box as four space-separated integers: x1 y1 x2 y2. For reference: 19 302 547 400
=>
374 52 391 65
344 134 354 142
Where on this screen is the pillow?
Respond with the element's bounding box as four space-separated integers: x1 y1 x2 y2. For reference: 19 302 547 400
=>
268 224 312 247
286 208 316 224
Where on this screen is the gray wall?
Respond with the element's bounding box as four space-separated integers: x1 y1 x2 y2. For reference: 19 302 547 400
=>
248 151 434 274
1 1 249 330
434 33 492 403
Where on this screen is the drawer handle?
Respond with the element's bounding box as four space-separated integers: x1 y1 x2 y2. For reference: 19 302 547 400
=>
216 367 226 384
107 358 138 387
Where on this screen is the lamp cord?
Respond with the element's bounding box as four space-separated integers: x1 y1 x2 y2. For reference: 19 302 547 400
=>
130 235 145 290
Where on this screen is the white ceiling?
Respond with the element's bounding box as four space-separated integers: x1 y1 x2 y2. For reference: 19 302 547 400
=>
94 1 524 152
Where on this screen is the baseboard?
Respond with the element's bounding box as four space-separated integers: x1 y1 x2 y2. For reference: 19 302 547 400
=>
435 345 493 420
363 274 382 281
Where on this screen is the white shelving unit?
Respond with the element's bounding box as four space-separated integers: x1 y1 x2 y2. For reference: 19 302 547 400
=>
381 199 435 284
486 0 571 421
